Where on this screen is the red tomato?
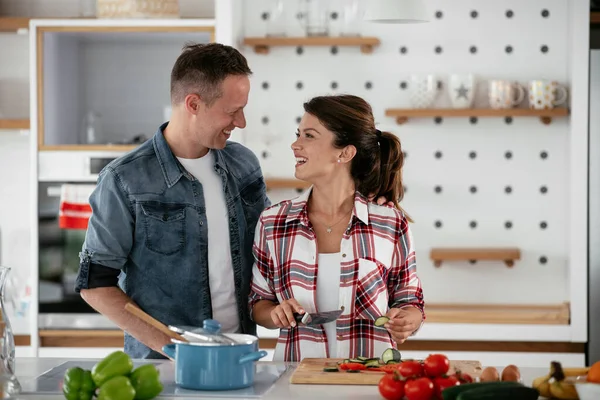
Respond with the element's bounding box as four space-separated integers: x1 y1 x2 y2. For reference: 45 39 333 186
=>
453 370 473 384
380 365 401 374
378 373 405 400
433 375 460 399
405 377 435 400
398 361 424 379
423 354 450 377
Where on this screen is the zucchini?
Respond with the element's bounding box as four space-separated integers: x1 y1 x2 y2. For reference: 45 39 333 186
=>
442 381 524 400
348 358 365 364
346 370 361 373
323 367 339 372
456 385 539 400
374 316 390 326
357 356 369 361
381 348 402 364
365 360 381 368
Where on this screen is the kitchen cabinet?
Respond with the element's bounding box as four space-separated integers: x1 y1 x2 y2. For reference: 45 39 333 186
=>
32 19 214 151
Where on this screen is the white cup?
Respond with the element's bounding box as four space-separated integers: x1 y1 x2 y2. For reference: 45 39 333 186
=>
409 74 441 109
528 80 568 110
449 74 477 109
488 80 526 109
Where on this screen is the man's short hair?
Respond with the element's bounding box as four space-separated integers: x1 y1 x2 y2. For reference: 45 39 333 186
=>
170 42 252 107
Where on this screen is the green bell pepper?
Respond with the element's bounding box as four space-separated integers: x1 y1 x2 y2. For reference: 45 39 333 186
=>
62 367 96 400
91 350 134 387
129 364 163 400
97 376 136 400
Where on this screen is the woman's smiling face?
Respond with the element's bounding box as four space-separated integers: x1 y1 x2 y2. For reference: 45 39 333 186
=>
291 113 343 183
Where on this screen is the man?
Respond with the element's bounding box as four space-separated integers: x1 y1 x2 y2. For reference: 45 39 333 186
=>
75 42 269 359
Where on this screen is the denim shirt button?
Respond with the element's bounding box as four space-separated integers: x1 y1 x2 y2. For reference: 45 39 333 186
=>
199 221 203 226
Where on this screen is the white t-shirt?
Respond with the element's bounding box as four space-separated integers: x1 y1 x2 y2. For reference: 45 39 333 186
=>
316 252 342 357
177 151 240 333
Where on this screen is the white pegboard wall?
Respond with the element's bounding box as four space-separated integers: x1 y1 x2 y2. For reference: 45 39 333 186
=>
238 0 572 306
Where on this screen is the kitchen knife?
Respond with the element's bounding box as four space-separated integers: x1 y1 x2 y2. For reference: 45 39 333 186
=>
293 309 344 326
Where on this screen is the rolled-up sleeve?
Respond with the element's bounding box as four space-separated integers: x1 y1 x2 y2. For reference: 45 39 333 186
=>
248 215 277 318
75 167 134 293
388 216 425 320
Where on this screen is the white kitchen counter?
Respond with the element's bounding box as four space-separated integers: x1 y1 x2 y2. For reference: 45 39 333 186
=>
10 357 553 399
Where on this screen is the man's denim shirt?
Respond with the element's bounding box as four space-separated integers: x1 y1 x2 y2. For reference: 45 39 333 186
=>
75 123 270 359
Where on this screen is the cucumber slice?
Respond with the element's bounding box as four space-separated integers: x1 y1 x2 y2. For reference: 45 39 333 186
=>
346 370 361 373
365 360 382 367
374 316 390 327
323 367 339 372
381 348 402 363
348 358 365 364
356 356 369 361
386 360 399 365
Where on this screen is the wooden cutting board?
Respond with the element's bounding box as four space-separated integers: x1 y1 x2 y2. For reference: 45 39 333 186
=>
290 358 483 385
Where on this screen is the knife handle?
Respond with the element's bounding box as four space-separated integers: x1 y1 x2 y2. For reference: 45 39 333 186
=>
293 312 306 324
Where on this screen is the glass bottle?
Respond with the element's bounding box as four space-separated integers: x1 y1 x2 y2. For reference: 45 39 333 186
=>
298 0 330 37
0 267 20 398
266 0 287 37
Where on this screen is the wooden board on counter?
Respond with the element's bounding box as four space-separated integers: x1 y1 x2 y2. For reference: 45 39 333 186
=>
290 358 482 385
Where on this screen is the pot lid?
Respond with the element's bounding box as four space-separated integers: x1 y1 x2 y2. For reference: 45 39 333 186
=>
169 319 240 346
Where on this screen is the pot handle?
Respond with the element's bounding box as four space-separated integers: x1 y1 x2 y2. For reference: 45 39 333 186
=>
238 350 268 365
162 343 176 359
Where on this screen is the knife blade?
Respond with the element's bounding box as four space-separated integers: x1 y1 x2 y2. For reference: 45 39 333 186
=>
293 309 344 326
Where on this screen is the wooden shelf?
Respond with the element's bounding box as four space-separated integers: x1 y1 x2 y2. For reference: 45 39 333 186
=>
0 119 29 130
265 178 310 191
0 17 30 32
38 329 277 348
243 36 380 54
39 144 138 151
425 303 570 325
385 108 569 125
430 247 521 268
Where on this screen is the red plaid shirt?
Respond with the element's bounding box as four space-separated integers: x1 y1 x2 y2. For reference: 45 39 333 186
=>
249 188 425 362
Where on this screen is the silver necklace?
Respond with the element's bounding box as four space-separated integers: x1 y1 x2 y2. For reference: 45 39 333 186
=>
319 209 352 233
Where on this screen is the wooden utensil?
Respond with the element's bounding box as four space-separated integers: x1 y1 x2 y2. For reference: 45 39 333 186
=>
124 303 187 342
289 358 483 385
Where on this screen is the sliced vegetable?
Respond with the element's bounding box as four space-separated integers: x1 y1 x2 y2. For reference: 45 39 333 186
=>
382 348 402 364
345 363 367 371
323 367 339 372
375 316 390 326
346 370 361 373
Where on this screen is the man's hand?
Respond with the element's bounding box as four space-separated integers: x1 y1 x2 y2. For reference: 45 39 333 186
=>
368 194 395 208
384 306 423 345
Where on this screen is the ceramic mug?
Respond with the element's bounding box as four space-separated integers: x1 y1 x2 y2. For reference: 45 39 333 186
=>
528 80 568 109
409 74 441 109
449 74 477 109
488 80 526 109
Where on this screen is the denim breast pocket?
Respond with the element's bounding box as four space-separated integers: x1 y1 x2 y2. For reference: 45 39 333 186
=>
140 201 186 256
354 258 390 321
240 178 265 237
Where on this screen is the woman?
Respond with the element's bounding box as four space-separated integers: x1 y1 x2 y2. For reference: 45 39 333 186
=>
248 94 424 361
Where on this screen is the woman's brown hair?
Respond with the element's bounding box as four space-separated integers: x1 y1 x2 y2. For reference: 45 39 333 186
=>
303 94 412 222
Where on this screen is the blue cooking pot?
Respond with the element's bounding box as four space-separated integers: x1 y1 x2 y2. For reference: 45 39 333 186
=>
162 319 268 391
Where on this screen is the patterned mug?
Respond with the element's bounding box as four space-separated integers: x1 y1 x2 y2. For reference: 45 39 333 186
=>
409 74 441 109
528 80 568 109
488 80 526 109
